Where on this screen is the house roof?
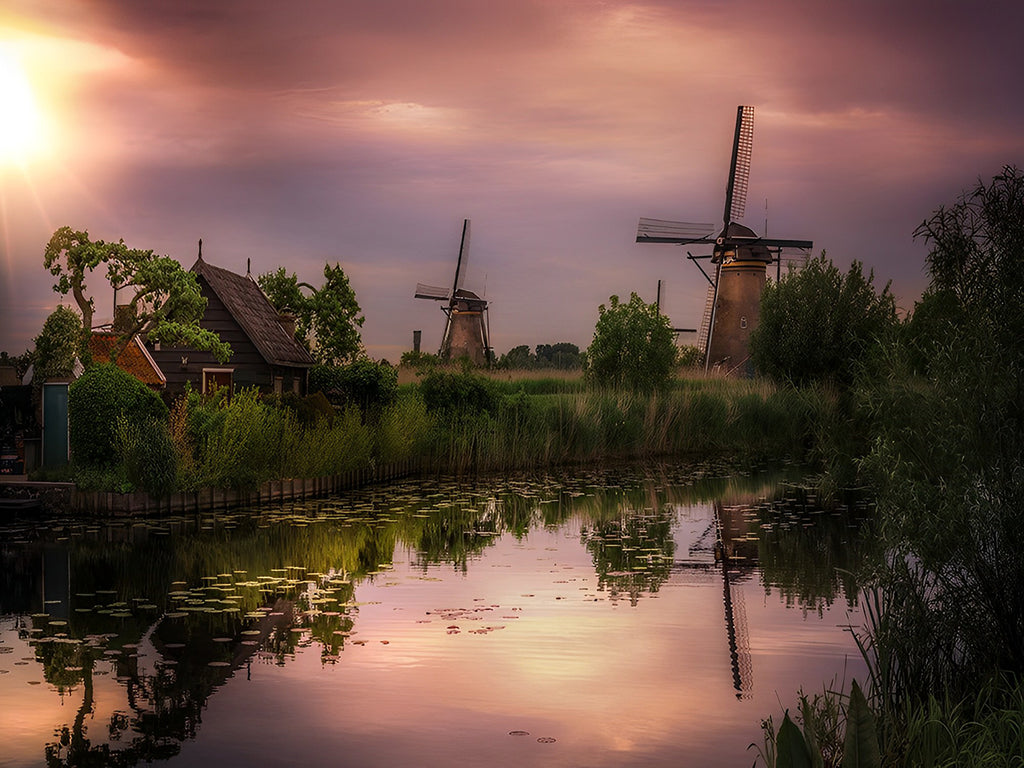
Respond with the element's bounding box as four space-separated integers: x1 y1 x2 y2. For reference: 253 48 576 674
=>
192 258 314 368
89 333 167 387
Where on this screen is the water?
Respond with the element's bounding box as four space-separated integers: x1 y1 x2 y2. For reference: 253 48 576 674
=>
0 464 871 767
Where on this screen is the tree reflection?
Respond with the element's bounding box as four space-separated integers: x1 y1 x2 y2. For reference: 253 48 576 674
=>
0 466 874 766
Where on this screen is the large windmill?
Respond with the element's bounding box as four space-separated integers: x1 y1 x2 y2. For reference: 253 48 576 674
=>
636 106 812 375
415 219 491 366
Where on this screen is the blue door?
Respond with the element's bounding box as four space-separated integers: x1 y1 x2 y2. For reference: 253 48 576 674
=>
42 382 69 468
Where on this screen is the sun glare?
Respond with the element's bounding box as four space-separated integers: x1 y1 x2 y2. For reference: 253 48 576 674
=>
0 49 46 165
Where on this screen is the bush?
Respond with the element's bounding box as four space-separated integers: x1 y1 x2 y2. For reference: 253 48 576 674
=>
750 254 898 387
418 370 500 414
309 360 398 414
69 363 167 466
586 293 677 390
118 416 177 497
264 390 335 426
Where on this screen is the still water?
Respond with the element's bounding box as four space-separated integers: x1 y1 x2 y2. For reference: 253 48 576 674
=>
0 464 870 767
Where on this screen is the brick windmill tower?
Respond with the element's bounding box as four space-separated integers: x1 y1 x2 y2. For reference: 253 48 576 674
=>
414 219 491 366
636 106 813 375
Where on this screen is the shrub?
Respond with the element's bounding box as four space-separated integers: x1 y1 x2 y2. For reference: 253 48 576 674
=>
310 360 398 414
69 363 167 466
418 370 500 414
586 293 677 390
117 416 177 497
264 390 335 426
750 254 898 387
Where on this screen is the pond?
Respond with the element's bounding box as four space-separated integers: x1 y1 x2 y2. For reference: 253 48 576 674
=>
0 463 872 768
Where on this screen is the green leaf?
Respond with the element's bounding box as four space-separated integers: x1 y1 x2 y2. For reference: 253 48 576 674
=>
776 711 813 768
841 680 881 768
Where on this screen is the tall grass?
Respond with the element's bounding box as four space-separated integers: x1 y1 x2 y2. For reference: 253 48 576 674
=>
135 374 837 493
418 379 831 475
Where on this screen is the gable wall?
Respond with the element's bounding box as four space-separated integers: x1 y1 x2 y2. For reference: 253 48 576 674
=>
147 280 307 396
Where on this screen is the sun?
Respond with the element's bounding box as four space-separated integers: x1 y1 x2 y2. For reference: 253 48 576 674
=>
0 49 46 165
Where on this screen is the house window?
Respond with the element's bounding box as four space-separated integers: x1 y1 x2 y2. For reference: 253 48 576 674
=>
292 376 300 395
274 376 283 395
203 368 234 395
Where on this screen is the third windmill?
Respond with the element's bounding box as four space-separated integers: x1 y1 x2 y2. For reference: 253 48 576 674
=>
637 106 812 375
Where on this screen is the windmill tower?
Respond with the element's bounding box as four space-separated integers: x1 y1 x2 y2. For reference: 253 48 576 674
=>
414 219 491 366
636 106 812 375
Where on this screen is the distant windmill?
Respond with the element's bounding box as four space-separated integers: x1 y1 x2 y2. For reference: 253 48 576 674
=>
637 106 813 375
414 219 492 366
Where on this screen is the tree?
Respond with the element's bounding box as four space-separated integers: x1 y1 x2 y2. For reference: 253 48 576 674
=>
535 343 583 369
586 293 676 390
859 166 1024 704
258 262 364 366
33 306 81 381
0 349 34 382
498 345 536 369
749 254 897 387
43 227 230 364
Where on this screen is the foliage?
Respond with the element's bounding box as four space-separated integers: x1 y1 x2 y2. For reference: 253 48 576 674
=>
68 363 167 466
43 226 230 364
586 293 677 390
168 386 374 490
757 680 880 768
33 306 81 381
258 262 364 366
0 349 34 381
309 360 398 414
418 370 501 415
117 416 177 497
856 168 1024 707
750 254 898 387
399 350 441 371
496 342 583 370
263 390 336 426
677 344 703 369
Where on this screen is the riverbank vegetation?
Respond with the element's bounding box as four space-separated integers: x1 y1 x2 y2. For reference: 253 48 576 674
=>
756 167 1024 767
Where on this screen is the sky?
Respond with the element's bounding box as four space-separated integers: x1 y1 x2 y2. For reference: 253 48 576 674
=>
0 0 1020 362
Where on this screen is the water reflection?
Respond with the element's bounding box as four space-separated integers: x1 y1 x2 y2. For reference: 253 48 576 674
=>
0 464 873 768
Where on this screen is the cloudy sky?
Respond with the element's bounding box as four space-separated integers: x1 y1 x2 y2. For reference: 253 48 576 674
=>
0 0 1020 361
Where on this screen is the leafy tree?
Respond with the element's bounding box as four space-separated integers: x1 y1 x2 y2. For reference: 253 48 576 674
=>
535 343 583 369
749 254 897 387
258 263 364 366
33 306 81 381
43 227 230 364
586 293 676 390
498 345 536 369
0 349 33 381
309 360 398 414
859 166 1024 707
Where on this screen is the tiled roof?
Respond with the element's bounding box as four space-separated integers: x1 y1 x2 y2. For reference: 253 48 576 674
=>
192 258 314 368
89 333 167 387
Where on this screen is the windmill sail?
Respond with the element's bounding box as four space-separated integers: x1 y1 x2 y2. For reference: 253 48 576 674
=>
451 219 471 296
636 218 716 244
414 283 450 301
723 106 754 227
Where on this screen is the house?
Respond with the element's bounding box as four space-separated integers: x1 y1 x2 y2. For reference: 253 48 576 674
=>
146 254 315 396
88 332 167 389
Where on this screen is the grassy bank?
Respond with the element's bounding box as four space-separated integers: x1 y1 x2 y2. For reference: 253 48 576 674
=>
53 371 842 495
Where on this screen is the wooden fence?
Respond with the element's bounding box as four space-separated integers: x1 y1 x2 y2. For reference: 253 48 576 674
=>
70 458 425 516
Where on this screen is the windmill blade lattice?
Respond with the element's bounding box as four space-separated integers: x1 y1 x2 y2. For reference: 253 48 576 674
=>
723 106 754 226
